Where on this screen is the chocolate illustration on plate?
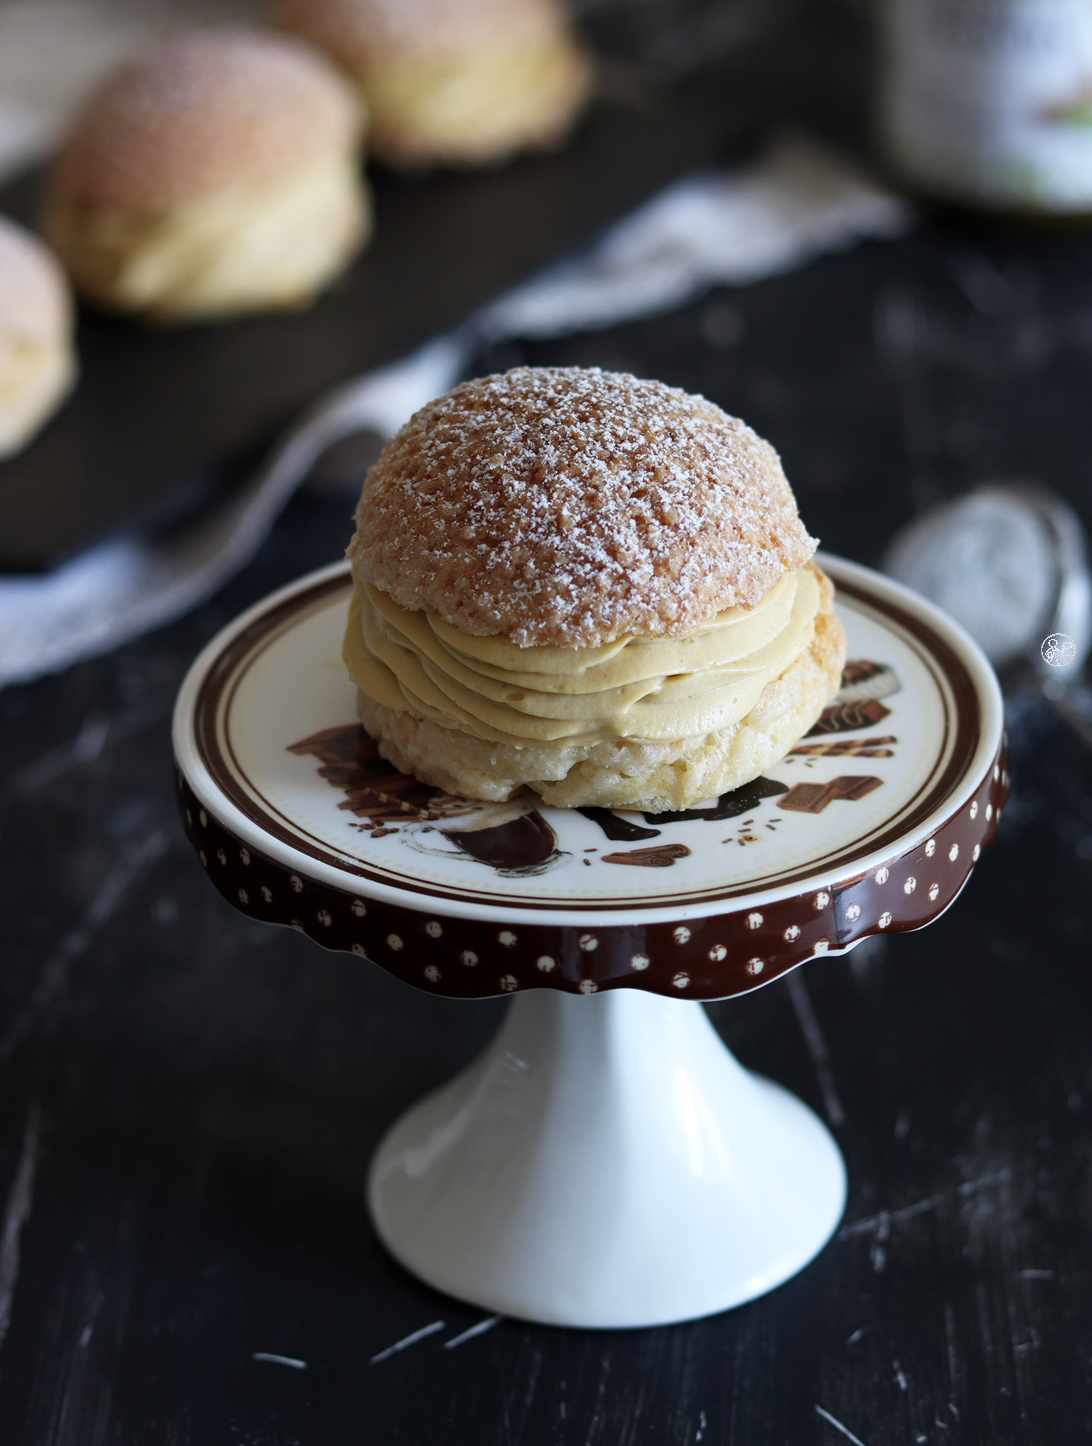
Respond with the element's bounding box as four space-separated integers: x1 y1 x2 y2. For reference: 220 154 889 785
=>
643 775 789 826
808 660 901 735
790 735 896 759
421 800 566 876
778 774 884 814
288 724 565 875
288 724 472 828
602 844 692 868
573 775 789 846
576 808 661 842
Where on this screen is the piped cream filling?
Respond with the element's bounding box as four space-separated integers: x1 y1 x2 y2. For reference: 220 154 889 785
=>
45 153 368 320
343 566 821 747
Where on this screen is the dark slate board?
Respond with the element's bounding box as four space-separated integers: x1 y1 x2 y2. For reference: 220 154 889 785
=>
0 89 751 571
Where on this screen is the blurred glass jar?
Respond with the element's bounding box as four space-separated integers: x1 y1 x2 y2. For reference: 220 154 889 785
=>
877 0 1092 215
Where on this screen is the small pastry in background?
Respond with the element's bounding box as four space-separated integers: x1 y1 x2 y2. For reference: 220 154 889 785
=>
0 216 76 460
273 0 593 170
42 28 370 324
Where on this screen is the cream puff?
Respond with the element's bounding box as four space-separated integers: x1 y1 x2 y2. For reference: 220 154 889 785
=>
0 216 76 459
273 0 593 169
343 367 847 812
42 28 369 323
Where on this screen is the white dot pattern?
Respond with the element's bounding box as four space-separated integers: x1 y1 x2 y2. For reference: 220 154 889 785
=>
181 762 997 1003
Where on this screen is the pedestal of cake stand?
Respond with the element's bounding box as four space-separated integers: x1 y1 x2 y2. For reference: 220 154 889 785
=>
369 986 845 1328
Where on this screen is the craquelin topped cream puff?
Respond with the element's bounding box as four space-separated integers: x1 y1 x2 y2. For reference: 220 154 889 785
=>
42 28 369 323
343 367 846 812
273 0 593 169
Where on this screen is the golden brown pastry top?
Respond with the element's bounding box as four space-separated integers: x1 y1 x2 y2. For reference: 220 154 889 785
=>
273 0 566 62
50 28 364 212
348 367 817 650
0 217 71 345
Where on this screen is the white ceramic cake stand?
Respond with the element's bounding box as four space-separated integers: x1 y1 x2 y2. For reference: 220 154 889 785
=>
172 556 1006 1328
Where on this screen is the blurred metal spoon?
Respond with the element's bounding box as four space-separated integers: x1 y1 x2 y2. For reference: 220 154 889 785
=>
883 483 1092 747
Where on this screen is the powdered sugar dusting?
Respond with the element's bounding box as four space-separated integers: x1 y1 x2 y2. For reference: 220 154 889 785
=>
53 28 363 211
351 367 817 648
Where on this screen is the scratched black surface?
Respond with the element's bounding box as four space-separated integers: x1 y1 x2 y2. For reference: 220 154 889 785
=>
3 4 1092 1444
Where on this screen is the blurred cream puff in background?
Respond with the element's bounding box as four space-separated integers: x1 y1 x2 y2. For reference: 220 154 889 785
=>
273 0 594 170
41 27 370 324
0 214 76 458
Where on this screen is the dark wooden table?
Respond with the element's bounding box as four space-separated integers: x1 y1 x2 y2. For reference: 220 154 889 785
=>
2 4 1092 1443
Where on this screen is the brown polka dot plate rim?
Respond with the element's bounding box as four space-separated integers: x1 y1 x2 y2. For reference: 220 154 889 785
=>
172 556 1007 999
